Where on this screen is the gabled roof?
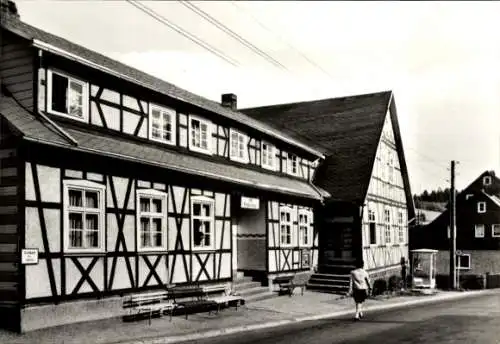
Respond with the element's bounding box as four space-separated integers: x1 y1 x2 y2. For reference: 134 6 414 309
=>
0 16 323 159
0 94 328 200
460 170 500 196
243 91 408 202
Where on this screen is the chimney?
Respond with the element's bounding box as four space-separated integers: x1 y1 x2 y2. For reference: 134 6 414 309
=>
1 0 20 21
221 93 237 111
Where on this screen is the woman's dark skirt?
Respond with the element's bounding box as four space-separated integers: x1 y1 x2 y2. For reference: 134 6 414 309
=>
352 288 368 303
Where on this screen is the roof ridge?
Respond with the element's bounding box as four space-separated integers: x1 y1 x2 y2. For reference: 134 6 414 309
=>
240 90 393 112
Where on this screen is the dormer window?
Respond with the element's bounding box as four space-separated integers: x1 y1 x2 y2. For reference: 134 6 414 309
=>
47 70 88 121
189 115 212 154
149 104 176 145
477 202 486 213
229 129 249 163
483 176 492 186
261 142 275 170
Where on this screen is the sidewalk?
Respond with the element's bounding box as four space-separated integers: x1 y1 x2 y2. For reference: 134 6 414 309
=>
0 289 497 344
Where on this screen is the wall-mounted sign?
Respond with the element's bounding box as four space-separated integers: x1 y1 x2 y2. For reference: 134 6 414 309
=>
21 248 39 265
241 196 260 209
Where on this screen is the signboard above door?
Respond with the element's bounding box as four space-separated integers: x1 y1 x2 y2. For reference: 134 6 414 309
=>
241 196 260 209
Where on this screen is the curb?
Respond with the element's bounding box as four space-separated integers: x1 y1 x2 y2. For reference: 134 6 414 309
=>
117 289 498 344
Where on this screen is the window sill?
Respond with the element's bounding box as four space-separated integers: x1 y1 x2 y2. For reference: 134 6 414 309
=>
137 248 168 254
230 155 249 164
192 247 216 252
63 251 106 256
48 109 88 123
150 136 176 146
189 145 212 155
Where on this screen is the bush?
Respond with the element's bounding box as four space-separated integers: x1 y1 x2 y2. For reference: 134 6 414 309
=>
372 279 387 296
460 274 485 290
388 275 403 291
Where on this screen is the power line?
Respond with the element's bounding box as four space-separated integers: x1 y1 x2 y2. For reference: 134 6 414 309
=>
126 0 239 67
405 146 449 170
178 0 288 71
230 1 336 81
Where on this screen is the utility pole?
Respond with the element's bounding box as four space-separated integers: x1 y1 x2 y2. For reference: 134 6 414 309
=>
449 160 457 289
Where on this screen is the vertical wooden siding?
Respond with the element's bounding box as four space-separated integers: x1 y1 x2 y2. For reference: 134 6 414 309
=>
0 32 34 111
0 119 21 331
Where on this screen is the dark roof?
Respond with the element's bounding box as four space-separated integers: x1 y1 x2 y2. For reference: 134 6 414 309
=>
242 91 393 203
0 95 328 200
0 16 323 158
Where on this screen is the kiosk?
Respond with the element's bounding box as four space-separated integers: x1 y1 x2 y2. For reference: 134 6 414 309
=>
411 249 438 289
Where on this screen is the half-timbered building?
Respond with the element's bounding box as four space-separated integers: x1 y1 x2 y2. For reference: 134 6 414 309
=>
412 171 500 278
0 2 328 332
243 91 415 292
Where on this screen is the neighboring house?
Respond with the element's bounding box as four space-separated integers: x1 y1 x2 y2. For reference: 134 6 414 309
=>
243 90 415 291
415 208 442 226
412 170 500 276
0 2 329 332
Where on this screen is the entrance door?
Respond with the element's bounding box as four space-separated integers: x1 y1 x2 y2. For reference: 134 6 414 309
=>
340 226 353 259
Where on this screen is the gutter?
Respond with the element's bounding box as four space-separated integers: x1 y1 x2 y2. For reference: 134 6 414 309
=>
22 136 323 201
31 39 325 159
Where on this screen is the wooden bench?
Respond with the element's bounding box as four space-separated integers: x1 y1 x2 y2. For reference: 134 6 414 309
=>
202 284 245 313
167 285 217 319
273 272 311 297
123 290 175 325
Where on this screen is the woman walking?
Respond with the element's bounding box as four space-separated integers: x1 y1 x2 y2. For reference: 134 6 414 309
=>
348 259 372 320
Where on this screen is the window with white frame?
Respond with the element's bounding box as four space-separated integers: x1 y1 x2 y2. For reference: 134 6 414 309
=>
483 176 492 186
492 224 500 237
384 208 391 244
189 116 211 154
137 190 168 251
477 202 486 213
261 142 275 170
287 153 298 176
475 224 485 238
279 206 292 246
149 104 176 145
368 207 377 245
191 196 214 250
63 180 105 252
229 129 249 163
457 254 471 270
298 210 311 246
48 70 88 121
397 210 404 243
465 194 473 200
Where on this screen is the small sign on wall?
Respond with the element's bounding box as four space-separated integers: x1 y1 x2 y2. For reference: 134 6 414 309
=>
21 248 39 265
241 196 260 209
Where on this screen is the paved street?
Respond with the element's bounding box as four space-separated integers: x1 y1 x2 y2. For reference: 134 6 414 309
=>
183 292 500 344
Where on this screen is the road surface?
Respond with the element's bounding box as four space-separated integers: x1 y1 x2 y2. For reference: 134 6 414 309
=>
184 292 500 344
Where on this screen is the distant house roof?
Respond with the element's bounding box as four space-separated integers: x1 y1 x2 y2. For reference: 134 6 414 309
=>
242 91 414 208
0 15 324 159
415 208 442 225
0 94 328 200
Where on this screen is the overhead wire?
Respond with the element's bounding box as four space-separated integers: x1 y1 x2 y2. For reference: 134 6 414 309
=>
230 0 336 81
126 0 240 67
178 0 289 72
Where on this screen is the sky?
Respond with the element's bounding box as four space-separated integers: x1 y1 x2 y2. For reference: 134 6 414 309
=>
14 0 500 194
